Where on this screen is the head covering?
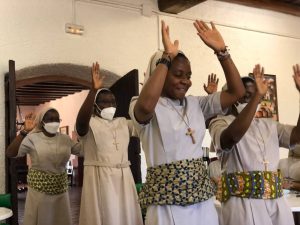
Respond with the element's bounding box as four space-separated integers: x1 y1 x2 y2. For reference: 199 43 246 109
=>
31 107 58 133
94 88 112 103
144 50 164 85
242 76 255 84
143 50 187 85
221 76 255 92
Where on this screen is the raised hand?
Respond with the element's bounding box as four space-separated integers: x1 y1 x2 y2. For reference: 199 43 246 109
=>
24 113 36 132
204 73 219 94
193 20 226 52
91 62 105 90
253 64 268 97
293 64 300 92
161 20 179 59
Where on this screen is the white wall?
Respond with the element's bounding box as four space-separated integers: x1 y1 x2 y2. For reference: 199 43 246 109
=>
0 0 299 191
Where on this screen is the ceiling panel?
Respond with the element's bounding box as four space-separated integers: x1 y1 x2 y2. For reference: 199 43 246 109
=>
16 81 89 106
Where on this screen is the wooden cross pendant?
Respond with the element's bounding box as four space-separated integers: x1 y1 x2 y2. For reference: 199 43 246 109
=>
186 127 196 144
263 160 269 171
113 139 119 151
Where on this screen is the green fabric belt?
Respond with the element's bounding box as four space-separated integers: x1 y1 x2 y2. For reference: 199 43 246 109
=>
27 168 68 195
139 158 214 210
217 170 283 203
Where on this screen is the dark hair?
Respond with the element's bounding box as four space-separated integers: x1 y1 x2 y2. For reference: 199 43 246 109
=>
174 52 189 61
241 76 255 85
42 109 60 122
95 89 114 103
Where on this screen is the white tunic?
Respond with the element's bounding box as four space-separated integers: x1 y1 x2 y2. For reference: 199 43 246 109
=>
209 115 295 225
78 116 143 225
129 93 225 225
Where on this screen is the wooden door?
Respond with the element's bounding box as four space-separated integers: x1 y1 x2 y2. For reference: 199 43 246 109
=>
5 60 19 225
110 69 142 184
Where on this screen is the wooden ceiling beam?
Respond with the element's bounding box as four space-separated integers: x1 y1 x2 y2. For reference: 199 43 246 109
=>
216 0 300 17
17 87 83 91
158 0 207 14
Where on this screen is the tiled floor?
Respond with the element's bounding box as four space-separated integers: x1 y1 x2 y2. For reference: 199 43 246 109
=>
18 186 82 225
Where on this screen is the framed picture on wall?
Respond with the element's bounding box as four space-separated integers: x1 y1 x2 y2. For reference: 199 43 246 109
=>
59 126 69 135
249 73 279 121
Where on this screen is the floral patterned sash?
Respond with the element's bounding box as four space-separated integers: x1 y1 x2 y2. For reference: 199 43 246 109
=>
139 158 214 210
217 170 283 202
27 168 68 195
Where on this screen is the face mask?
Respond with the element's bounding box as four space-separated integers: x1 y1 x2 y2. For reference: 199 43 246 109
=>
236 103 260 114
235 103 247 114
94 103 116 121
43 122 60 134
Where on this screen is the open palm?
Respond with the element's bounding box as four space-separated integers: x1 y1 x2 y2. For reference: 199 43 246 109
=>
193 20 225 52
24 113 36 131
161 20 179 59
204 73 219 94
91 62 105 90
293 64 300 92
253 64 268 97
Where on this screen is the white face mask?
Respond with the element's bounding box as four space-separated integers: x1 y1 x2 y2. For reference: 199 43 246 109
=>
235 103 261 114
235 103 247 114
96 106 116 121
43 122 60 134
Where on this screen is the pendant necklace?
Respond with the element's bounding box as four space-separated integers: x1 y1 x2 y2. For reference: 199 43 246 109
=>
253 120 269 171
166 98 196 144
112 128 119 151
109 121 119 151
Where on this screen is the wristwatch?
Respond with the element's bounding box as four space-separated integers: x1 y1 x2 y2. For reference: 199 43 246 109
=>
156 57 171 69
20 130 28 137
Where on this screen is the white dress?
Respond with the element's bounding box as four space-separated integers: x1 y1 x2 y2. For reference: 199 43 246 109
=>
78 116 143 225
209 115 295 225
129 93 225 225
18 132 82 225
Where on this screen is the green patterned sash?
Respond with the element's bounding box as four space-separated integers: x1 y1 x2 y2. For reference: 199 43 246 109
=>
139 158 214 210
27 168 68 195
217 170 283 203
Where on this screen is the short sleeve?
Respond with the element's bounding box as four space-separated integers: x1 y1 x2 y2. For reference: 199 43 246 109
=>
128 97 148 134
197 92 227 121
127 120 138 137
71 140 83 156
277 122 294 149
17 136 34 157
209 115 232 152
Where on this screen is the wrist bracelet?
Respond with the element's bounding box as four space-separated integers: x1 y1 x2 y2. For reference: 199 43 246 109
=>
215 46 230 61
162 51 172 62
156 57 171 69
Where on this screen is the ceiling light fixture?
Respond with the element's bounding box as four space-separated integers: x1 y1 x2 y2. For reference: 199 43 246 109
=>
65 0 84 35
65 23 84 35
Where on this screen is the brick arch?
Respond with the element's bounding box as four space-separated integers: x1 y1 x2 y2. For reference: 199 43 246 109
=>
15 63 121 88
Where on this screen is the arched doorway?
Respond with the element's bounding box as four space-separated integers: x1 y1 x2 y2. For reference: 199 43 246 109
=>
5 61 141 225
